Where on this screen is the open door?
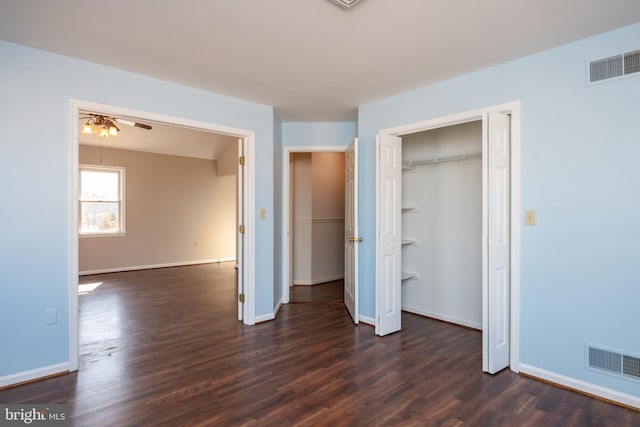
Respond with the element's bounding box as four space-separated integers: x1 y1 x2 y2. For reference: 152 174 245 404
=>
482 112 511 373
237 138 245 321
375 133 402 336
344 138 359 323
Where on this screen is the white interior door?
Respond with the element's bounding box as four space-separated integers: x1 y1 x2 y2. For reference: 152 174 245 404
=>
237 138 244 321
375 133 402 336
344 138 359 323
483 112 511 373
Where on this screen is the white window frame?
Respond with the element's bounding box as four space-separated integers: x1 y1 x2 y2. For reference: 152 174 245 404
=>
79 164 126 237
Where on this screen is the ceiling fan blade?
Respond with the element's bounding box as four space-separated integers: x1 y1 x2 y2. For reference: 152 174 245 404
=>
134 122 152 130
114 118 152 130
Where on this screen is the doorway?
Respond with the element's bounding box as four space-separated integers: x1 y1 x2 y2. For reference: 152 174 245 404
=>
289 152 345 302
375 102 521 374
68 99 256 372
282 143 359 323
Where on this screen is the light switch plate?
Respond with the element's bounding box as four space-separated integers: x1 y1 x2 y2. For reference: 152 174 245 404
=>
259 208 266 219
525 210 536 225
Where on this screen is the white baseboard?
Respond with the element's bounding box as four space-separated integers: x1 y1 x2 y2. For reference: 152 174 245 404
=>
293 274 344 286
359 315 375 326
0 362 69 388
402 306 482 330
519 363 640 410
254 298 284 324
254 312 275 323
79 258 236 276
273 299 283 319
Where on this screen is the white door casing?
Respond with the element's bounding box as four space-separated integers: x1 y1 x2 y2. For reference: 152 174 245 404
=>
374 103 518 374
482 112 511 373
344 138 359 324
375 133 402 336
237 138 244 321
69 99 257 376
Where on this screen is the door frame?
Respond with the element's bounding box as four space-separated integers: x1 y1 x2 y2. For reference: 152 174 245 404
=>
281 145 348 305
375 101 521 373
68 99 256 372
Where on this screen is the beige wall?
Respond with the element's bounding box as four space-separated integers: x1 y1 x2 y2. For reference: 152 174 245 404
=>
79 146 236 273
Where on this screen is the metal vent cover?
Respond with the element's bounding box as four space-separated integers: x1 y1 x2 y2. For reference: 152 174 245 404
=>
587 49 640 85
326 0 365 9
587 344 640 381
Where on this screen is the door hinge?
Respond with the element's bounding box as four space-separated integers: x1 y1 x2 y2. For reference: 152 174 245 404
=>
239 156 245 166
239 293 245 303
239 225 245 234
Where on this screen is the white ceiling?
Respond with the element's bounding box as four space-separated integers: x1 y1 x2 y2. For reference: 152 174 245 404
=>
78 115 235 160
1 1 640 121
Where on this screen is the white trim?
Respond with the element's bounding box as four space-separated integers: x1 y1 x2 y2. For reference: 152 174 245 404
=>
0 363 69 388
402 307 482 330
281 145 349 306
79 258 236 276
359 315 375 326
519 363 640 410
79 232 127 238
243 133 256 326
69 99 257 380
293 274 345 286
273 299 283 319
255 298 283 324
376 101 521 373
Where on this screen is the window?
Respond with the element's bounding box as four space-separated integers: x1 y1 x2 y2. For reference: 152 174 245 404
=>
79 165 125 236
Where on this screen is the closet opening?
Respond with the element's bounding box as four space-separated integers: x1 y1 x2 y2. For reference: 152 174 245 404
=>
376 102 521 374
282 140 360 324
289 152 346 303
401 121 483 330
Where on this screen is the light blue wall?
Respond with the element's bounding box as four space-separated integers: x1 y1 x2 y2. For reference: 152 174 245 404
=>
273 113 283 306
282 122 356 148
358 24 640 396
0 41 274 377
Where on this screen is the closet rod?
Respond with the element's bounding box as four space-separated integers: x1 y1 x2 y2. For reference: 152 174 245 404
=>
403 152 482 167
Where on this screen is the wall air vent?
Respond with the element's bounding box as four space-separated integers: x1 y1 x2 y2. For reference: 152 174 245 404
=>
587 344 640 382
326 0 365 10
587 49 640 85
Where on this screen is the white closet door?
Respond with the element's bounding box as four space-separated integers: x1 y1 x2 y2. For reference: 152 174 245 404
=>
375 132 402 336
483 112 511 373
344 138 359 324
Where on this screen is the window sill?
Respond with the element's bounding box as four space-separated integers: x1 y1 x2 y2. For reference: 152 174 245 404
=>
79 232 127 238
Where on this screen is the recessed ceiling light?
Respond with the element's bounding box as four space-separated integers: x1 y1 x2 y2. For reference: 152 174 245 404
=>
326 0 365 10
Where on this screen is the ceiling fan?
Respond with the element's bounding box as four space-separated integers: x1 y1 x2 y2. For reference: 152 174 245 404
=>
80 113 152 138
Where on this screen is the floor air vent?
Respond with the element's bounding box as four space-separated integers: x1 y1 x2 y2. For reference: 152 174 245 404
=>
587 345 640 381
588 50 640 85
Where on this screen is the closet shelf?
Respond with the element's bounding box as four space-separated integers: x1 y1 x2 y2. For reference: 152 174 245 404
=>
401 272 416 281
401 239 416 246
403 152 481 168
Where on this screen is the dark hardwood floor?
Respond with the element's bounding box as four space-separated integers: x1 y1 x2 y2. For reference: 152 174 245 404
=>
1 263 638 426
290 280 343 303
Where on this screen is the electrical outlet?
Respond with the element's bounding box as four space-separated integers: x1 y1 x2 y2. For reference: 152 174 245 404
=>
525 210 536 226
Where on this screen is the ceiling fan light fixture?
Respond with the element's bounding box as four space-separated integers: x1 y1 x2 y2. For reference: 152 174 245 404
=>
99 126 109 138
82 120 93 134
108 123 119 137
